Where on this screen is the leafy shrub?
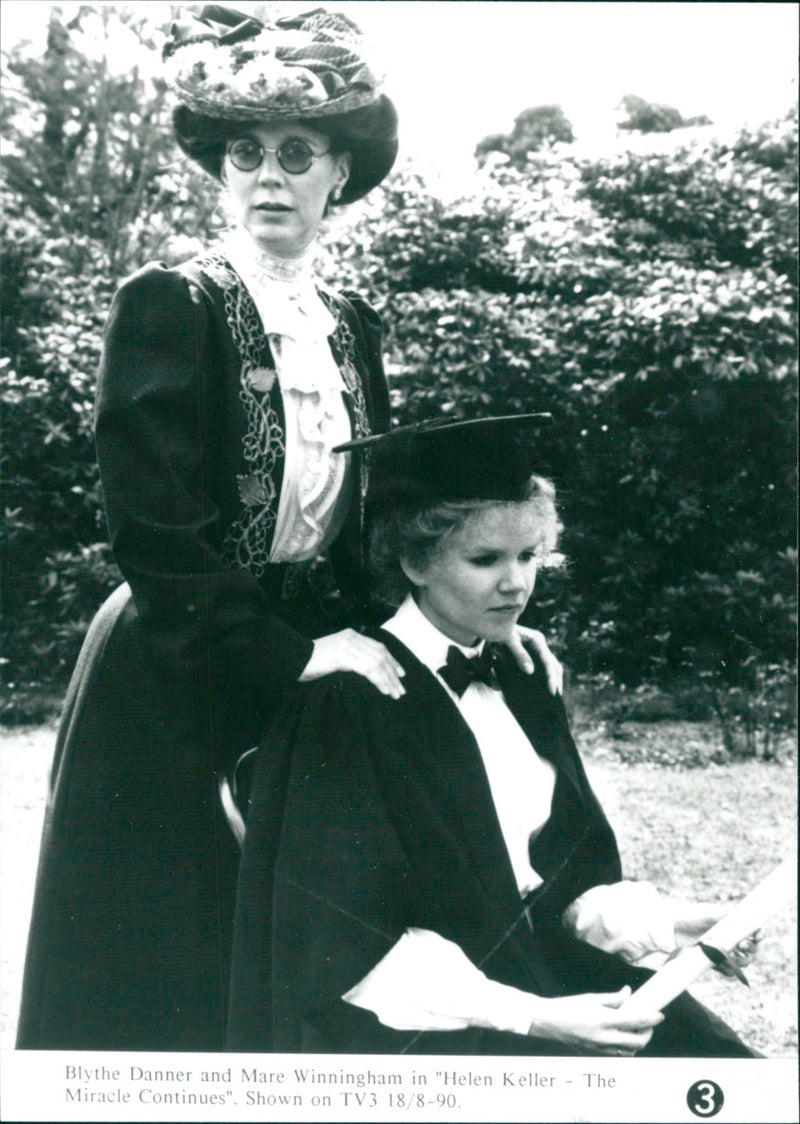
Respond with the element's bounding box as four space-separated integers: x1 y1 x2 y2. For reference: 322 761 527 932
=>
580 114 798 277
1 6 218 693
1 197 119 684
326 113 797 702
1 7 796 725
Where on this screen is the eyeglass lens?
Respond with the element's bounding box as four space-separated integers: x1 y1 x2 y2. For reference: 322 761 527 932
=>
227 137 320 174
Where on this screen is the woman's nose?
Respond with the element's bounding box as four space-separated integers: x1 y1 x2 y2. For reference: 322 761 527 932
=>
256 151 285 183
499 559 537 595
499 563 526 591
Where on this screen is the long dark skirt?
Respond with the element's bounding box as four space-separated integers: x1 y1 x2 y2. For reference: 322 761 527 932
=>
16 584 250 1051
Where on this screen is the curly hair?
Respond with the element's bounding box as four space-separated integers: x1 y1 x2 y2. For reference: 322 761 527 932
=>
368 474 564 605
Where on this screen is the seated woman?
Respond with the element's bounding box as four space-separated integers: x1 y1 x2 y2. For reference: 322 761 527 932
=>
227 415 759 1056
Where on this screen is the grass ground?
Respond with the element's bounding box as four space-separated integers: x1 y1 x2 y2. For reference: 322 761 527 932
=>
577 721 797 1057
0 718 796 1055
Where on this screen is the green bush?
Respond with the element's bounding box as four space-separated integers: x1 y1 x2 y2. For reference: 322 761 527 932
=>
1 198 120 685
1 6 218 693
326 112 797 702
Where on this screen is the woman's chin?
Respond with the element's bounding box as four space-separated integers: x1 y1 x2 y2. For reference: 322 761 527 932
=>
242 216 306 257
479 615 520 644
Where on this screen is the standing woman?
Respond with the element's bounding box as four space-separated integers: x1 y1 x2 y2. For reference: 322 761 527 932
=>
16 5 405 1052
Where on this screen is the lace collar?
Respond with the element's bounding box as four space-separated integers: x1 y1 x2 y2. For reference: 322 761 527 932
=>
223 226 316 284
221 226 334 343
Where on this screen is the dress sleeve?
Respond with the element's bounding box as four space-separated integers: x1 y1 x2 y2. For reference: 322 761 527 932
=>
343 927 538 1035
562 881 678 969
94 263 313 693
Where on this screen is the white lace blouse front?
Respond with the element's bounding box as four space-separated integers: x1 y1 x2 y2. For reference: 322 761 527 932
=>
222 227 353 563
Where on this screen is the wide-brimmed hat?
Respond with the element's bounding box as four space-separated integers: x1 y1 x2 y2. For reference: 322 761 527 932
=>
164 4 398 202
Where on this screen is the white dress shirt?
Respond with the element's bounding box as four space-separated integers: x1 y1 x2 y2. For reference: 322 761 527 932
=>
343 596 679 1036
383 594 557 895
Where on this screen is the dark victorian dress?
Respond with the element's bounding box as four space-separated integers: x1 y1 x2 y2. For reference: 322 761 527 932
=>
227 628 753 1057
16 248 389 1051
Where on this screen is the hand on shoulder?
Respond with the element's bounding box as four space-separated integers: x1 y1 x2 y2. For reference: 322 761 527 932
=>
504 626 563 696
299 629 406 699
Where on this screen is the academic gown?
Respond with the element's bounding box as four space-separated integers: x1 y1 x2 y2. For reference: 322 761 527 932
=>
227 631 753 1056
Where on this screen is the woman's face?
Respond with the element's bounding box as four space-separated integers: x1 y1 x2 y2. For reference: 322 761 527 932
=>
402 503 541 646
222 122 351 257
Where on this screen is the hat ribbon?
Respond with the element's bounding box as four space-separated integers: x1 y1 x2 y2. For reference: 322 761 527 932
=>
164 5 265 60
165 5 363 58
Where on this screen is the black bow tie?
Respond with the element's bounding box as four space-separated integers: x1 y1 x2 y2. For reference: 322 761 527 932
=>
438 645 501 697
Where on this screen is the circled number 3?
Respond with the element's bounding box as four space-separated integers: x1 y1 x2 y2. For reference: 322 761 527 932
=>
686 1079 724 1118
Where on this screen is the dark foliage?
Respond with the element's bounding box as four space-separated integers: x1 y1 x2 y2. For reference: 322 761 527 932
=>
1 8 796 742
326 112 798 708
1 5 219 692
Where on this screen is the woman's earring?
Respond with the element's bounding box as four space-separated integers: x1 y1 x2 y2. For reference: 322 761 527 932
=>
331 187 342 202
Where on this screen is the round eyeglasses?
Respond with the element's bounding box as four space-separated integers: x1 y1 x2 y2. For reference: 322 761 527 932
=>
226 136 330 175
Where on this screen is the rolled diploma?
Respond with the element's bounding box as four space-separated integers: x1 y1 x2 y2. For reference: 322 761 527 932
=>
621 855 797 1016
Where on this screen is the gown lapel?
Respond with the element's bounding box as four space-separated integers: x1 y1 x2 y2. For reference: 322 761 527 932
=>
375 631 566 995
495 649 585 800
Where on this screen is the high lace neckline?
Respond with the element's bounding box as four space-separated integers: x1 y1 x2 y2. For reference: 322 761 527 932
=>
224 226 316 285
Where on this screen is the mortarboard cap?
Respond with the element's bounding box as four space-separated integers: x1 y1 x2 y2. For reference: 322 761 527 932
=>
335 413 554 511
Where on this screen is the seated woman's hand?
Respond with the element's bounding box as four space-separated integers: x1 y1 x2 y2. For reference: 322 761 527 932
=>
506 626 563 695
526 986 663 1056
299 629 406 698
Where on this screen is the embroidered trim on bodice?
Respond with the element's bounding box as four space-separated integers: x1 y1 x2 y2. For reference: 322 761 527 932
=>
319 288 371 524
195 253 372 577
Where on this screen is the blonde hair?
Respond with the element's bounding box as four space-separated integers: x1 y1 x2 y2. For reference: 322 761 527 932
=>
368 475 564 605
